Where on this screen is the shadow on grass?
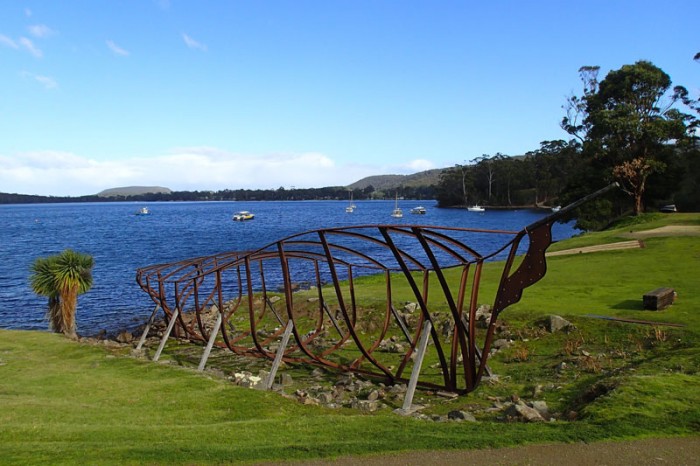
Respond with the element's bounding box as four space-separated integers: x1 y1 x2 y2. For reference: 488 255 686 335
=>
611 300 644 311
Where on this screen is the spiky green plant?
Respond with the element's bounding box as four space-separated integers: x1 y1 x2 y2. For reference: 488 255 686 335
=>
30 249 94 338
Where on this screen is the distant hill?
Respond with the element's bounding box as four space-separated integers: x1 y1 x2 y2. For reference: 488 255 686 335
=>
97 186 172 197
348 168 445 191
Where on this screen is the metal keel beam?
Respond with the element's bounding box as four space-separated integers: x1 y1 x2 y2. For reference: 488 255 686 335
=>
135 304 161 350
153 308 180 362
265 320 294 390
197 313 223 371
398 320 432 414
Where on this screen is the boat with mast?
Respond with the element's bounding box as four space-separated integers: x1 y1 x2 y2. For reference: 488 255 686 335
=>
345 191 356 213
390 194 403 218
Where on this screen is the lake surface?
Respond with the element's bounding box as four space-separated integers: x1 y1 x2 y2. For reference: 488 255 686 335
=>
0 200 577 336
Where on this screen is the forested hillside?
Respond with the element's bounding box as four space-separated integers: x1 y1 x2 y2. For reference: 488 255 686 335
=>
436 59 699 230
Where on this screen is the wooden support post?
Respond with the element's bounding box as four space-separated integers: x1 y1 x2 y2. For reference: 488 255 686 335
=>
265 320 294 390
135 304 161 350
197 313 223 371
153 308 180 362
398 320 432 414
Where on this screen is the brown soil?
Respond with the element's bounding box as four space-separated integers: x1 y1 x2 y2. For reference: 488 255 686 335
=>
546 240 643 256
276 436 700 466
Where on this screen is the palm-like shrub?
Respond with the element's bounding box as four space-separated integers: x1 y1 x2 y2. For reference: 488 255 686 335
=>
30 249 94 338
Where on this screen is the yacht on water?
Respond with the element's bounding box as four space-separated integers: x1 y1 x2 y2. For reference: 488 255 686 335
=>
391 194 403 218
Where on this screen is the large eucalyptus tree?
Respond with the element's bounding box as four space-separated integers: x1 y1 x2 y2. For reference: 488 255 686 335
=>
562 61 693 215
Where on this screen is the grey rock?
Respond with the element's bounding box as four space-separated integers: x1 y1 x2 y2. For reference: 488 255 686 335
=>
505 403 545 422
403 302 418 313
448 410 477 422
492 339 512 350
544 315 574 333
529 400 549 417
115 331 134 343
352 399 379 412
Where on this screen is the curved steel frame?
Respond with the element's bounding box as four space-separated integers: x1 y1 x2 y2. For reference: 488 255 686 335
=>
136 185 616 394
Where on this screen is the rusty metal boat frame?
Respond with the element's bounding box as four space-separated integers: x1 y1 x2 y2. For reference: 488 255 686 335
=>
136 184 616 395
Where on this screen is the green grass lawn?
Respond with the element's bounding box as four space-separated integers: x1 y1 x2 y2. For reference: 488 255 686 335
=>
1 213 699 464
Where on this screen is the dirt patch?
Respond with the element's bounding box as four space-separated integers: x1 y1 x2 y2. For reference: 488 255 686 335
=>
546 240 643 257
279 436 700 466
547 225 700 257
621 225 700 238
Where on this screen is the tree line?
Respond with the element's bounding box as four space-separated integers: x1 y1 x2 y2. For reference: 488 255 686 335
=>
0 184 438 204
436 58 699 229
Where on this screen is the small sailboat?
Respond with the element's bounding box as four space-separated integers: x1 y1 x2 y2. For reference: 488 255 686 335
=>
390 194 403 218
345 191 355 213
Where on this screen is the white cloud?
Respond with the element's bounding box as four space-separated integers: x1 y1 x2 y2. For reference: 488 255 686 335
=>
20 71 58 89
0 34 18 49
18 37 42 57
0 148 379 196
106 40 129 56
404 159 435 172
1 35 43 57
27 24 55 38
182 33 207 51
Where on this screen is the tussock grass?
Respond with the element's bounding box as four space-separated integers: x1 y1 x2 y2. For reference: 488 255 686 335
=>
1 213 699 464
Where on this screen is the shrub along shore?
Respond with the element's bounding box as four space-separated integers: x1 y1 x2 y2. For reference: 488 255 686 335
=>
1 213 699 465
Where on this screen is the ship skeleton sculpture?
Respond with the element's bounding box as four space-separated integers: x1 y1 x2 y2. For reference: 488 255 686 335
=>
136 184 616 396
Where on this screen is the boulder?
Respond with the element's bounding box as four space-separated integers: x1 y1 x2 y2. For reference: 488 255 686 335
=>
492 338 512 350
115 331 134 344
543 315 574 333
505 401 545 422
447 410 477 422
352 399 379 412
529 400 550 418
403 302 419 313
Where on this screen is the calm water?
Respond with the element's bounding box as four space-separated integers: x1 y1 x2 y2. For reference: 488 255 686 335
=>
0 200 577 335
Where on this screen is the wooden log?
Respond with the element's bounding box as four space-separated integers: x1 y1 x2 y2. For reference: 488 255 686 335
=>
643 287 675 311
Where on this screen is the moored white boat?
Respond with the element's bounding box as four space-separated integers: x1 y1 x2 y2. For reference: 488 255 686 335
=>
390 194 403 218
232 211 255 221
467 205 485 212
135 207 150 215
345 191 356 213
410 206 427 214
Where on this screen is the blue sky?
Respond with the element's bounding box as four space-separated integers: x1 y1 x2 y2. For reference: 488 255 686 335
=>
1 1 697 196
